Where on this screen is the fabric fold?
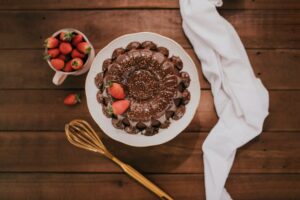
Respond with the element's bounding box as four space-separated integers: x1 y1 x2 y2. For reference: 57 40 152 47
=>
179 0 269 199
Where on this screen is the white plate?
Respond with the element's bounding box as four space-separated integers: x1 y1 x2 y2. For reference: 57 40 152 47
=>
85 32 200 147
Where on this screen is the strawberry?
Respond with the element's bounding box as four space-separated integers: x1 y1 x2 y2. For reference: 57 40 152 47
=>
59 31 74 42
107 82 125 99
59 42 72 55
71 49 85 59
77 42 91 54
58 54 66 61
72 34 83 46
63 60 73 72
70 58 83 70
44 48 59 59
64 93 81 106
108 100 130 115
50 58 64 70
44 37 59 48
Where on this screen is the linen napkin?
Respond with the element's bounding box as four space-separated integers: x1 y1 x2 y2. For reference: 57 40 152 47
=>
179 0 269 199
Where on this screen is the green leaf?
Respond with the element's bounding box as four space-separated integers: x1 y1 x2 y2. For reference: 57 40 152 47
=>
75 94 81 103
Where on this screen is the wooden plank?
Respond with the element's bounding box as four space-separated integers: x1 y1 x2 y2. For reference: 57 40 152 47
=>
0 10 299 49
0 131 299 173
0 90 299 132
1 49 299 90
0 0 299 10
0 49 206 90
223 0 300 10
0 173 299 200
226 174 300 200
249 49 300 90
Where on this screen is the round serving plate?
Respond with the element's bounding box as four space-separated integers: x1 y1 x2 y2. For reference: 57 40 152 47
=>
85 32 200 147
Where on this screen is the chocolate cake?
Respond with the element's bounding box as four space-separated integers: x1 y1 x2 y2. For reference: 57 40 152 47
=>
95 41 191 136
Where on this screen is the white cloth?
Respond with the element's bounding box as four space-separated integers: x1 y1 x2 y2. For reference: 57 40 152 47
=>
179 0 269 199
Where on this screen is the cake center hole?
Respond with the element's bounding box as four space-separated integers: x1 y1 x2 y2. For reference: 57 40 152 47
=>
127 70 159 100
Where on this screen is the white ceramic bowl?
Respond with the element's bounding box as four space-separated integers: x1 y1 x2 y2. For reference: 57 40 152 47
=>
45 28 95 85
85 32 200 147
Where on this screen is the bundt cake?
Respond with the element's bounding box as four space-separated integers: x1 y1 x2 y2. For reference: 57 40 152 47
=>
95 41 191 136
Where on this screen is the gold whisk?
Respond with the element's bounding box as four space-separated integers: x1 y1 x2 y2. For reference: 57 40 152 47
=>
65 119 173 200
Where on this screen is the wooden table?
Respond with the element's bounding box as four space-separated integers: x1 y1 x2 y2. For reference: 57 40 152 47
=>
0 0 299 199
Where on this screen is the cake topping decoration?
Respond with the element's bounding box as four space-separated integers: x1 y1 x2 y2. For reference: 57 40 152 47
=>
95 41 191 135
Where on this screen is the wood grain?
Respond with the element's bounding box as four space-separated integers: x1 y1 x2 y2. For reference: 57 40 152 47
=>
0 49 206 90
0 49 299 90
1 0 299 10
0 173 299 200
0 131 299 173
0 90 299 132
0 1 299 199
0 10 299 49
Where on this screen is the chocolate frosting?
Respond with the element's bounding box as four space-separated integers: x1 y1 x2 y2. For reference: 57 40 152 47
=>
95 41 191 136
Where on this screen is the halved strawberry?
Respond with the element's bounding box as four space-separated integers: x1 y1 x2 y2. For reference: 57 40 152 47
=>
107 82 125 99
50 58 64 70
44 37 59 48
59 42 73 55
70 58 83 70
77 42 91 54
71 49 85 59
59 31 74 42
64 93 81 106
44 48 59 59
108 100 130 115
63 60 73 72
72 34 83 46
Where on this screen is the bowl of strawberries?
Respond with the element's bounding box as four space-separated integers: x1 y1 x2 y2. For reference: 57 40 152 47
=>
44 28 95 85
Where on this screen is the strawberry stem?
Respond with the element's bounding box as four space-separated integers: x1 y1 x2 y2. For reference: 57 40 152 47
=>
86 47 91 54
43 54 51 60
75 94 81 103
72 61 78 66
64 31 74 41
105 80 113 88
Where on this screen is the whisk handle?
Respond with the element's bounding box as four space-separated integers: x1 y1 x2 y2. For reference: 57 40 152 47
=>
111 157 173 200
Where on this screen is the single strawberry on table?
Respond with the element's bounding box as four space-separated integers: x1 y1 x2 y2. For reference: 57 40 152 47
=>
44 37 59 48
109 100 130 115
71 49 85 59
70 58 83 70
59 31 74 42
44 48 59 59
72 34 83 46
59 42 73 55
50 58 65 70
107 82 125 99
77 42 91 54
64 93 81 106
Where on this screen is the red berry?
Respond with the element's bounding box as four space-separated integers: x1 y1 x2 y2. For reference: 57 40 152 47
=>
63 60 73 72
50 58 64 70
59 42 72 55
110 100 130 115
107 83 125 99
72 34 83 46
77 42 91 54
59 31 74 42
71 58 83 70
64 93 81 106
57 54 66 61
71 49 85 59
44 48 59 59
44 37 59 48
